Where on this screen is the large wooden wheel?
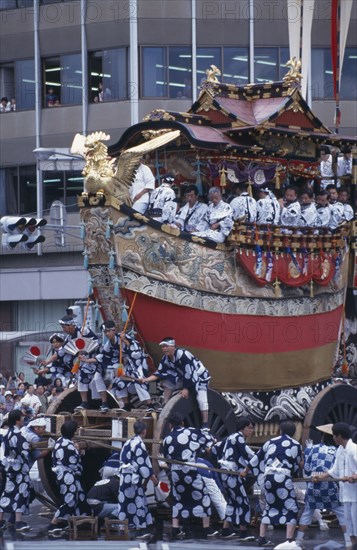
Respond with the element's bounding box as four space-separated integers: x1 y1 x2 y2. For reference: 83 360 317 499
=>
302 383 357 444
39 387 119 505
152 389 238 473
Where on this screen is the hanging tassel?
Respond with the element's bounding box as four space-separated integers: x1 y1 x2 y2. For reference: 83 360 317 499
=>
94 303 100 322
273 277 281 298
220 167 227 188
341 361 349 376
105 220 112 239
88 276 93 295
121 302 128 323
109 249 115 269
83 250 89 269
310 279 314 298
248 178 253 197
80 221 86 239
113 276 120 296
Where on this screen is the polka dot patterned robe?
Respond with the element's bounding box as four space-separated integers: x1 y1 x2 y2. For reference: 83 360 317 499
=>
162 427 215 520
117 435 153 529
52 436 87 520
0 426 30 515
111 335 151 402
219 432 255 526
249 434 302 525
155 348 210 395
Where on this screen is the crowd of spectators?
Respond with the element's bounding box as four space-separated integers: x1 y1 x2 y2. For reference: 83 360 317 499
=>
0 371 64 426
0 97 16 112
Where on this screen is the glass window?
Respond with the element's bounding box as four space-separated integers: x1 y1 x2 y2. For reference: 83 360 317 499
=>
168 47 191 98
102 48 127 100
223 47 248 85
142 47 167 97
254 48 279 83
15 59 35 109
279 47 290 80
43 170 83 212
89 48 128 102
196 47 220 89
19 165 37 214
44 57 61 106
61 54 82 105
311 49 333 99
44 54 82 107
340 47 356 100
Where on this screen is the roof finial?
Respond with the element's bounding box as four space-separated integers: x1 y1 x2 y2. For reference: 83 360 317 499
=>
283 57 302 86
205 65 221 83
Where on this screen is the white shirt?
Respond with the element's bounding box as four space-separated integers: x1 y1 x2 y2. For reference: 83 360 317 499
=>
329 440 357 502
130 164 155 213
20 394 42 412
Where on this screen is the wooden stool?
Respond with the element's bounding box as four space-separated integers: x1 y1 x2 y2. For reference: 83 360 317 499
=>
68 515 98 540
104 518 129 540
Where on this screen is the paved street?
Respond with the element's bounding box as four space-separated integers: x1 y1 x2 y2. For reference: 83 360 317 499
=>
0 499 346 550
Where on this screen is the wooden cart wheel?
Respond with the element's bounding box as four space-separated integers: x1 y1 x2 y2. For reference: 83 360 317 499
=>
152 388 238 473
302 383 357 444
39 387 119 506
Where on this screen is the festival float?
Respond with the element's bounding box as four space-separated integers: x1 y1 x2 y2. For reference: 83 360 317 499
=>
36 62 357 503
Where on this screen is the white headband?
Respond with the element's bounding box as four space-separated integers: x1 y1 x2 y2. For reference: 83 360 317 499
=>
159 339 175 346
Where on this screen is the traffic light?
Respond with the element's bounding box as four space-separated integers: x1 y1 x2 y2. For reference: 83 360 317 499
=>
23 218 47 250
1 216 47 249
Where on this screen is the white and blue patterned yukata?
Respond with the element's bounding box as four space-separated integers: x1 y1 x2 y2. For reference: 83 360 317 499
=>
155 347 210 398
175 201 208 232
299 203 317 227
249 434 302 526
219 432 255 527
304 443 340 509
0 427 30 515
230 193 257 223
280 200 301 227
256 193 280 224
111 334 151 402
162 427 215 519
117 434 153 528
192 199 234 243
52 436 87 520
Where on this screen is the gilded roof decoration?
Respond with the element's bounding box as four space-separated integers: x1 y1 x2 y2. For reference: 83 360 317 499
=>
142 109 176 122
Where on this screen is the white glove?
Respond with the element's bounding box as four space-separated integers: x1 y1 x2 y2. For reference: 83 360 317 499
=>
47 437 55 449
305 439 313 448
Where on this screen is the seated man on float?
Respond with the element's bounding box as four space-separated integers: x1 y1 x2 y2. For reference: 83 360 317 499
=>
326 184 345 230
146 174 177 223
338 187 354 222
298 188 317 227
229 182 256 223
174 184 208 232
191 187 233 243
256 187 280 225
280 185 301 227
315 190 332 228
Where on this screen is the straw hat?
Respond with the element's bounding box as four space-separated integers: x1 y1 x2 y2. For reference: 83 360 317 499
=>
316 423 333 435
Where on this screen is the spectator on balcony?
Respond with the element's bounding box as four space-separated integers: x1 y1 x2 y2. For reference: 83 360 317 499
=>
0 97 10 112
46 88 58 107
98 82 112 102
